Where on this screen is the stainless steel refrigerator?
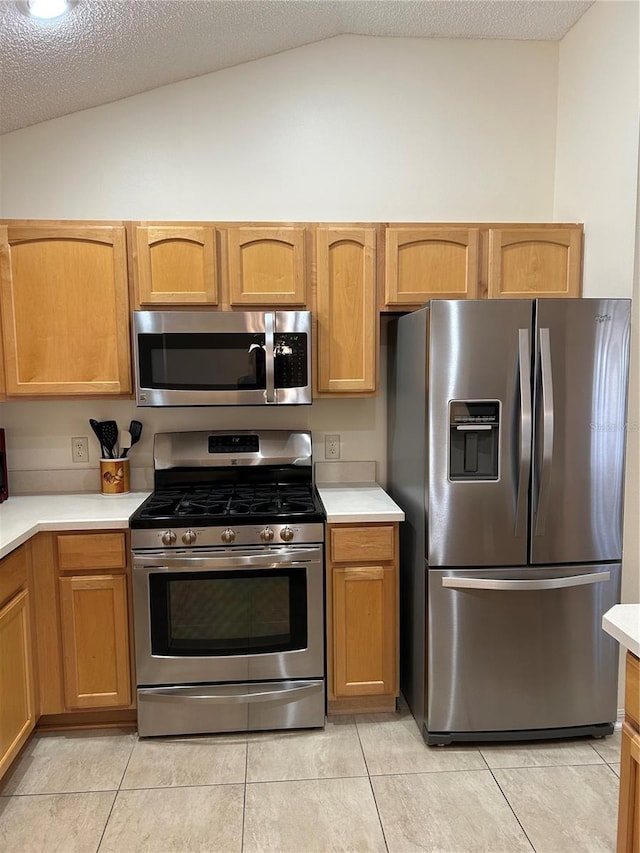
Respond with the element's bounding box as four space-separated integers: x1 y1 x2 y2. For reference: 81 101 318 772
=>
387 299 630 745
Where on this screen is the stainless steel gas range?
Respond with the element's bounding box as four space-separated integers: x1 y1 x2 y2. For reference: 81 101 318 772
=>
129 430 326 737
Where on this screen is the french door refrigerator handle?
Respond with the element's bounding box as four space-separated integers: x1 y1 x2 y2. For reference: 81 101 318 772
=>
442 570 610 591
265 311 275 403
535 327 554 536
515 328 532 536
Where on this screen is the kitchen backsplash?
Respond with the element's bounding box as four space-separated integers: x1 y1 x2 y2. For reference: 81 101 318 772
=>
0 393 388 496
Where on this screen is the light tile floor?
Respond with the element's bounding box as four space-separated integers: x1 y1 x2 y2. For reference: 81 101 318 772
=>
0 709 621 853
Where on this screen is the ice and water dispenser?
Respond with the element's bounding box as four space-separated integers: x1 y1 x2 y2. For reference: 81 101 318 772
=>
449 401 500 481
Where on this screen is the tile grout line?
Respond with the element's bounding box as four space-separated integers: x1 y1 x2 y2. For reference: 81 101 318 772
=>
354 715 391 853
482 758 537 853
95 732 137 853
241 739 248 853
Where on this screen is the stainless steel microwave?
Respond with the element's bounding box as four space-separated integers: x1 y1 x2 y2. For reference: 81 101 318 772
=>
133 310 312 406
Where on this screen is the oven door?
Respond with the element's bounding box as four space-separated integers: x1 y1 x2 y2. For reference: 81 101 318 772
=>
132 546 324 686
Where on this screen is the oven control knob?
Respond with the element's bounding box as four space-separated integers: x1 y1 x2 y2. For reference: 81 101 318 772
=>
280 526 295 542
260 527 275 542
221 528 236 544
182 529 197 545
161 530 177 546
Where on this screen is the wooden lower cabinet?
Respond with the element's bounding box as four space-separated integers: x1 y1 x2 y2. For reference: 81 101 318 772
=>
326 523 398 714
59 574 131 709
32 531 135 721
0 544 36 782
617 651 640 852
0 589 35 780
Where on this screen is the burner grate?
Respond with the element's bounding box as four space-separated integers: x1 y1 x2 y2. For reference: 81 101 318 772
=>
137 483 318 522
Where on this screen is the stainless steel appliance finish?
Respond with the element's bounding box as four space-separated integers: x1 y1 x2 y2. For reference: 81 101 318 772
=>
387 299 630 745
133 310 312 407
130 430 325 737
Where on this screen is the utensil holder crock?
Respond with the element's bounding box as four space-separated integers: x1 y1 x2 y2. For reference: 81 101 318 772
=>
100 459 130 495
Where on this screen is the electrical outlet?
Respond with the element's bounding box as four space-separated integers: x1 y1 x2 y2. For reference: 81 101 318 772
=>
71 436 89 463
325 434 341 460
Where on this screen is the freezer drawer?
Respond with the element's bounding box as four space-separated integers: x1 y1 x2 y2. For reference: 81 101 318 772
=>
427 564 621 741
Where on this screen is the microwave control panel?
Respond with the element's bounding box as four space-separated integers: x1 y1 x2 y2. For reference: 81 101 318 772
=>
274 333 308 389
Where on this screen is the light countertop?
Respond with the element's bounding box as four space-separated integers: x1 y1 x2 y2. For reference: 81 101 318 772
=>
317 484 405 524
0 493 150 560
603 604 640 658
0 480 404 561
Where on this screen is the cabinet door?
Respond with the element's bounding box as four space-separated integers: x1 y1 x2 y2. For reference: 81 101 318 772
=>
0 224 131 395
488 227 582 298
59 574 131 710
618 721 640 853
0 590 35 780
332 564 396 698
226 227 307 306
134 225 218 306
316 226 377 394
384 227 480 306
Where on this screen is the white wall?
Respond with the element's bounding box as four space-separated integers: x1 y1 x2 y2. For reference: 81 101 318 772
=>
0 35 559 222
554 0 639 297
0 34 560 491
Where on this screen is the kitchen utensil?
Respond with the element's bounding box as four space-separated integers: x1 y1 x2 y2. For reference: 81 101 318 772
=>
128 420 143 454
89 418 108 458
119 430 132 458
100 420 119 459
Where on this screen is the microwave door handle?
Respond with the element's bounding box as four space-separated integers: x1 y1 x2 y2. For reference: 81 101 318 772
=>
515 328 532 536
535 327 554 536
265 312 275 403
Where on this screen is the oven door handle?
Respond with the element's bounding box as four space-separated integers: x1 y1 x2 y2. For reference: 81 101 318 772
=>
139 681 321 704
132 550 321 572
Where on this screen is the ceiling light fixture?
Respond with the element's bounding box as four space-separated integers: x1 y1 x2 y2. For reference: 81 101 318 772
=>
17 0 78 21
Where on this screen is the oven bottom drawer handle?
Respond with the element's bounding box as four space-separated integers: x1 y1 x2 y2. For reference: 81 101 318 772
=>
141 681 322 705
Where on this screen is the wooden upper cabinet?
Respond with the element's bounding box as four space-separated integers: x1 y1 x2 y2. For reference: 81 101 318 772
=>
487 226 583 299
133 224 218 306
315 226 378 395
384 226 480 307
0 223 131 396
226 226 307 306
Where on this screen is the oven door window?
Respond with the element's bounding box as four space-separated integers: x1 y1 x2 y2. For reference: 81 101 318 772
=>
149 569 307 656
137 333 266 391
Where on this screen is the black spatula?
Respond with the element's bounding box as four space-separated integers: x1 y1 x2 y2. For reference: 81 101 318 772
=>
128 420 143 455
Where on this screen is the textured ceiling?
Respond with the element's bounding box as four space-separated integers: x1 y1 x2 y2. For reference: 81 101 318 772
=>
0 0 594 135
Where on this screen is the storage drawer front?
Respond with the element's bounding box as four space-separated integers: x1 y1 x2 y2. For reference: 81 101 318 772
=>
0 546 28 607
626 652 639 728
330 526 395 563
57 533 126 571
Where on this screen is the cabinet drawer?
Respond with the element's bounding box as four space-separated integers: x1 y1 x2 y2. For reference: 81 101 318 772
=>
57 533 126 572
330 526 395 563
0 545 28 607
626 652 639 728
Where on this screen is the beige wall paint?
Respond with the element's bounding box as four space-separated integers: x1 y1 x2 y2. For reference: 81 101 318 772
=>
554 0 639 297
0 35 559 221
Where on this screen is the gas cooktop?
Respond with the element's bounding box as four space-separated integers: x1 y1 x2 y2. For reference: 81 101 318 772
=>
131 482 325 529
129 430 327 539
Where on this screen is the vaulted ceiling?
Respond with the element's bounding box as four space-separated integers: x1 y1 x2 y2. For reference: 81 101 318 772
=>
0 0 594 135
